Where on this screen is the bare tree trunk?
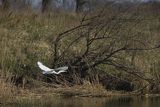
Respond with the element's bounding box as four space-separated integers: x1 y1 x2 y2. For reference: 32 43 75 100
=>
42 0 51 12
2 0 9 10
76 0 86 12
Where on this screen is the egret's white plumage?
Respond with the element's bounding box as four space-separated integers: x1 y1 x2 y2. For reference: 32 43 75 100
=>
37 61 68 74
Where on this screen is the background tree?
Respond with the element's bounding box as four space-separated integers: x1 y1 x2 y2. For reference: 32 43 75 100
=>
76 0 88 12
42 0 51 12
2 0 9 10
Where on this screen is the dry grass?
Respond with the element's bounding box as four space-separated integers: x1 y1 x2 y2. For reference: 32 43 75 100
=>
0 10 79 77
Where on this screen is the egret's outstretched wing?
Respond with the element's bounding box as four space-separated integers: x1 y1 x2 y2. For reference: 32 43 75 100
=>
37 61 53 72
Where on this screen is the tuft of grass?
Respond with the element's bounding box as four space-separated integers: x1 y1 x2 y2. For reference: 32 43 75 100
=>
55 81 113 97
0 72 16 102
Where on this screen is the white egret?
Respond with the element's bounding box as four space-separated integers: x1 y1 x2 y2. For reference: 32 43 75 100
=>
37 61 68 74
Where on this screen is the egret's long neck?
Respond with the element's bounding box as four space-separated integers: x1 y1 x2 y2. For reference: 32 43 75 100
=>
59 70 66 74
51 70 59 74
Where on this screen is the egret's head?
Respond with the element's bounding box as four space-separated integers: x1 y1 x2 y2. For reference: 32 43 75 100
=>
37 61 41 65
